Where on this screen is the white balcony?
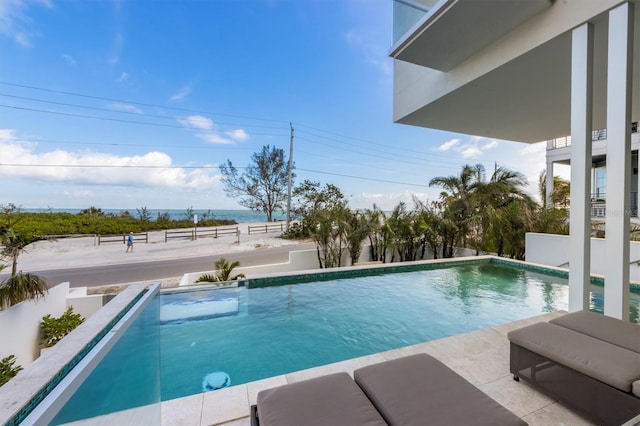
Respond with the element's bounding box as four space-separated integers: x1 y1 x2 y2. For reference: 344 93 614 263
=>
390 0 552 71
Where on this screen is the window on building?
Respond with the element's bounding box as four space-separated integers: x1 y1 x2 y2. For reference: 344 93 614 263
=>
595 167 606 199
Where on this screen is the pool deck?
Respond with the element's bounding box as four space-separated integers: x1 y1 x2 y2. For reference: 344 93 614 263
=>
74 312 598 425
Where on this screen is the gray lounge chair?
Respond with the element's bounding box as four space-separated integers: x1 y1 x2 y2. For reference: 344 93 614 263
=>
508 310 640 426
251 353 525 426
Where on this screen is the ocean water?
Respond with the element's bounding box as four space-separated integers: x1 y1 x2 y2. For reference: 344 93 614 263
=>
21 208 285 223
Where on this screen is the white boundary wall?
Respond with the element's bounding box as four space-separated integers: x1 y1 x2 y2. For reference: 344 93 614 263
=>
180 245 479 285
0 283 106 368
0 283 69 367
526 232 640 282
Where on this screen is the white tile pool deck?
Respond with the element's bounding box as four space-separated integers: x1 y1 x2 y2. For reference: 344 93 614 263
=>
74 312 600 425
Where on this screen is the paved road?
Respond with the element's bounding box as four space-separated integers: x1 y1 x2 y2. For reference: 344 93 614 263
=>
31 242 316 288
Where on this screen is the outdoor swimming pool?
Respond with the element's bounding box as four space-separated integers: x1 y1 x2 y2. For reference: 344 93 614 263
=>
50 260 640 424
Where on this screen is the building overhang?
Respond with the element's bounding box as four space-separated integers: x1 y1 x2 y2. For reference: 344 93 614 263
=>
390 0 553 72
392 1 640 144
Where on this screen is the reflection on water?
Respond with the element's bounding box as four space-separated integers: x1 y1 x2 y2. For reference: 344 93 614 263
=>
589 284 640 323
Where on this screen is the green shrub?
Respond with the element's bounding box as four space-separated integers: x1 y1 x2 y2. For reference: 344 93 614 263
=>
195 273 218 283
0 355 22 387
281 221 308 239
195 258 245 282
41 307 85 348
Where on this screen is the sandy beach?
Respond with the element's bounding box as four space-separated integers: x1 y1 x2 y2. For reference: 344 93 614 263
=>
16 222 306 273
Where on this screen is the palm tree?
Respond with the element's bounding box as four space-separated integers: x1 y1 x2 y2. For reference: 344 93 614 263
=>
362 205 390 263
195 257 245 282
473 165 530 254
311 205 349 268
0 271 49 310
343 210 369 265
0 227 48 310
429 164 484 255
538 170 570 209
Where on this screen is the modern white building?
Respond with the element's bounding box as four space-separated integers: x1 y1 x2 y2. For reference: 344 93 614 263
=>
390 0 640 320
546 122 639 218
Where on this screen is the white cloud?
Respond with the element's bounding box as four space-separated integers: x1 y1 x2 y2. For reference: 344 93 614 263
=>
170 84 192 101
107 31 124 65
350 190 438 210
109 102 144 114
179 115 214 131
110 103 143 114
225 129 249 142
460 146 482 158
482 140 498 150
178 116 250 145
196 133 234 145
13 31 30 46
0 137 220 189
345 29 392 76
116 71 129 82
0 0 52 47
0 128 18 140
520 141 546 155
62 53 76 65
437 139 460 152
435 136 499 159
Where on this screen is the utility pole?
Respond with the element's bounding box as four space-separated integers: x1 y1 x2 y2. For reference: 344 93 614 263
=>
286 123 294 231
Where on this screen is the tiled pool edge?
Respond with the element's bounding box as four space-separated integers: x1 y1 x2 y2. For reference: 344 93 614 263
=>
247 255 640 293
0 284 153 426
247 255 494 287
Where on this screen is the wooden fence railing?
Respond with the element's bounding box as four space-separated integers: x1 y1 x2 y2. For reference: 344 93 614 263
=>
247 223 285 235
97 232 148 246
165 226 239 242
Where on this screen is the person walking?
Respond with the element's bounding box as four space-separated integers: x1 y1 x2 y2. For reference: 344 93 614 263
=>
126 232 134 253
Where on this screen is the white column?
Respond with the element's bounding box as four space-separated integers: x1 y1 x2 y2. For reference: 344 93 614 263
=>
569 23 594 312
605 2 634 320
545 159 554 208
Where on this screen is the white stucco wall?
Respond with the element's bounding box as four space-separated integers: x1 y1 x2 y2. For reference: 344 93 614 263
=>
66 287 105 319
526 232 640 282
0 282 69 367
180 245 476 286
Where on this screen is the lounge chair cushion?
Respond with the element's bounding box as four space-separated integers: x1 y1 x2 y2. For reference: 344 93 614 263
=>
634 380 640 398
255 372 387 426
508 322 640 393
549 310 640 353
354 354 526 426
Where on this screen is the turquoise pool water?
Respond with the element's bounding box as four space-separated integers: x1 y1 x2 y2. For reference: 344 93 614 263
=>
51 262 640 424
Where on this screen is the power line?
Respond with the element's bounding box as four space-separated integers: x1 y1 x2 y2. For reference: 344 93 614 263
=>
0 81 530 184
0 104 289 137
0 93 287 130
298 135 496 170
297 168 429 188
1 80 503 165
0 81 289 124
1 137 262 151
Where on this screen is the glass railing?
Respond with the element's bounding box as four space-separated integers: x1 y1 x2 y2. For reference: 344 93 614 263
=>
392 0 430 46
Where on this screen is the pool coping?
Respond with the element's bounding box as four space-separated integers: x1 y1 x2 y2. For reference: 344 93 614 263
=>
245 255 639 292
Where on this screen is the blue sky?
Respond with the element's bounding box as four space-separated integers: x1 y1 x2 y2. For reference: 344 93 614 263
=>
0 0 558 211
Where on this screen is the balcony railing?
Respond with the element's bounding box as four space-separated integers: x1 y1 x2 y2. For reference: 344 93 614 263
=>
548 122 638 150
392 0 430 46
590 192 638 218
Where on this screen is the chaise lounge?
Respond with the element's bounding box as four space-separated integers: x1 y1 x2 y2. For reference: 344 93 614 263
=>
508 310 640 426
250 353 526 426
